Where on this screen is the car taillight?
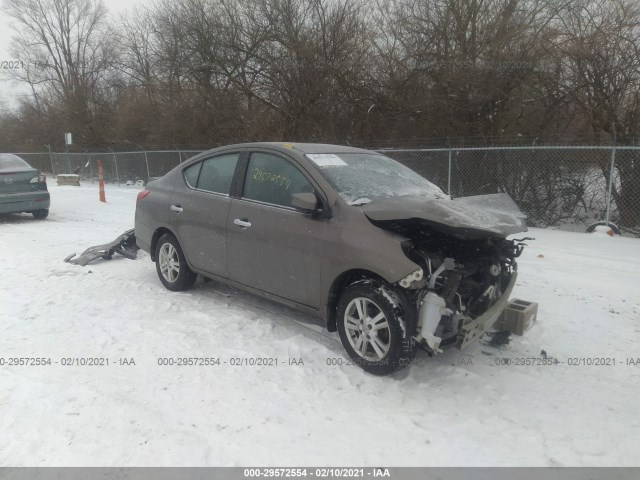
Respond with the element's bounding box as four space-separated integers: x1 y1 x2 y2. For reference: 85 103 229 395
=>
137 190 151 202
31 174 47 183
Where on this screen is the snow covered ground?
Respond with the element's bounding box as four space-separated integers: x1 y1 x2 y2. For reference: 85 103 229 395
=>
1 180 639 467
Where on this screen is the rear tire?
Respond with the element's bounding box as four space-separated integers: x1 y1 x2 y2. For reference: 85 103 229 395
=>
336 279 416 375
155 233 197 291
32 209 48 219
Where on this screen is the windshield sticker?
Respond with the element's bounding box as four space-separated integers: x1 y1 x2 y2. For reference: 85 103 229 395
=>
306 154 347 167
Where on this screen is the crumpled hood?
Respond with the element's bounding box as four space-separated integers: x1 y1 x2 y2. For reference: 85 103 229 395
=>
362 193 528 239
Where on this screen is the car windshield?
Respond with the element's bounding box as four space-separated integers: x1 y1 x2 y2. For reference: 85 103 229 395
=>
0 153 30 170
306 152 446 204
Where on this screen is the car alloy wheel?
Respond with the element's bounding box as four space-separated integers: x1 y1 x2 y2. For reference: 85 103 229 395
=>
344 297 391 361
336 280 417 375
159 242 180 283
154 233 197 292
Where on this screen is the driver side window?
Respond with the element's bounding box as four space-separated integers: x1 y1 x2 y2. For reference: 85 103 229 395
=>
243 152 314 208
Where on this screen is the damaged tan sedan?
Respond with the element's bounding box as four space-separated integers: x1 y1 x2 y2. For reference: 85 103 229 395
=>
135 143 528 375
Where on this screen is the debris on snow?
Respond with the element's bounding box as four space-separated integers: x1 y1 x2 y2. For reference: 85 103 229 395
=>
64 228 138 266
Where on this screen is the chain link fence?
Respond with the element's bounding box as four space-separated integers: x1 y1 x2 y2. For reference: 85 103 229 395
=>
13 150 204 184
7 146 640 234
382 146 639 234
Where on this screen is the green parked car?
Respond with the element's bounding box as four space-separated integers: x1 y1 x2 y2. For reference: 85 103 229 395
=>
0 153 50 219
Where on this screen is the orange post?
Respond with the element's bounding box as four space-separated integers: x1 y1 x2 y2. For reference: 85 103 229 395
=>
98 160 106 203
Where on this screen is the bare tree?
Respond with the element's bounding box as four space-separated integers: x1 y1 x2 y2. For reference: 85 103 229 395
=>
372 0 560 143
2 0 112 143
555 0 640 226
116 6 160 108
243 0 372 139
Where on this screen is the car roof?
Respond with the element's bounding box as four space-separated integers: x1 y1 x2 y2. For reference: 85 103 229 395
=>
207 142 375 156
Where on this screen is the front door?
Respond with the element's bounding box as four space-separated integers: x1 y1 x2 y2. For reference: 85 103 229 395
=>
226 151 327 308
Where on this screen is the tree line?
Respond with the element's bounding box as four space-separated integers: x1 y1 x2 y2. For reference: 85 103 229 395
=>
1 0 640 151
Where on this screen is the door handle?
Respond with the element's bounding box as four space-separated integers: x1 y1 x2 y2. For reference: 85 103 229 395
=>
233 218 252 228
170 204 183 213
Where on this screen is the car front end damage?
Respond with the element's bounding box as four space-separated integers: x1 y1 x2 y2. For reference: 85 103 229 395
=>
363 193 530 354
399 234 527 353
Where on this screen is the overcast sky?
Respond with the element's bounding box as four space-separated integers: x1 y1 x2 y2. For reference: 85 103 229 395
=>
0 0 150 109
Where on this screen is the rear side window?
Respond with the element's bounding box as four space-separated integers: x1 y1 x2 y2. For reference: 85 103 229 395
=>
243 152 314 208
183 162 202 188
197 154 239 194
186 153 239 194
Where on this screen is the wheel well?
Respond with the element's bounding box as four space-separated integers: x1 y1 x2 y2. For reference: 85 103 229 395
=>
325 269 386 332
150 227 173 261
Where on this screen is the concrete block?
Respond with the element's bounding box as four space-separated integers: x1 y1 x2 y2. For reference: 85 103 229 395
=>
57 174 80 186
496 298 538 336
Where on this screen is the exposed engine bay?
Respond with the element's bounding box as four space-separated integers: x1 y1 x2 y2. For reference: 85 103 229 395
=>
370 216 530 353
408 231 529 350
361 192 531 352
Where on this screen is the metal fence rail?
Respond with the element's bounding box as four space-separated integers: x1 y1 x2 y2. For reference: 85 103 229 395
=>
8 146 640 234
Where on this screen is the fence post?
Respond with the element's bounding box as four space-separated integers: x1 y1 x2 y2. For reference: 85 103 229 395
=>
447 147 452 195
144 151 150 183
111 150 120 186
605 144 617 225
88 152 93 183
46 144 55 176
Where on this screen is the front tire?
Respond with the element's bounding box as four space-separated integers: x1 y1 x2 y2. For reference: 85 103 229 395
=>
32 209 48 219
336 280 416 375
155 233 197 291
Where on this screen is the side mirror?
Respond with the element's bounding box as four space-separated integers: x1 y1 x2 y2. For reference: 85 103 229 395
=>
292 192 320 213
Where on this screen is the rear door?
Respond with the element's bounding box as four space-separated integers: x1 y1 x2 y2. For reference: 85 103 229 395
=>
169 152 241 277
226 150 327 308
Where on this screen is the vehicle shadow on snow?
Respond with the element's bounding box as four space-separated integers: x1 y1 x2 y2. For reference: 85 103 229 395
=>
193 276 348 355
0 213 42 224
0 213 62 225
187 275 506 382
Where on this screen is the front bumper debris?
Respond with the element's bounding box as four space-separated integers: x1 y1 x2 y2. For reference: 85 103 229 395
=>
65 228 138 266
455 271 518 349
